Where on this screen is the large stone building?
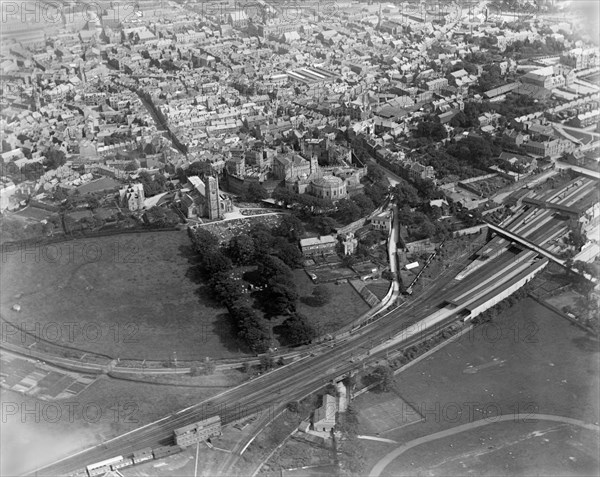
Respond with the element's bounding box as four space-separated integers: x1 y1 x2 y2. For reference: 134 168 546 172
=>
119 183 145 211
312 394 337 433
174 416 222 447
273 153 318 182
521 65 575 90
308 176 347 200
560 48 600 70
299 236 337 256
301 137 329 164
178 175 232 220
523 138 574 157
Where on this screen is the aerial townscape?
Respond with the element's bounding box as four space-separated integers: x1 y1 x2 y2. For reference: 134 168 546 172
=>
0 0 599 476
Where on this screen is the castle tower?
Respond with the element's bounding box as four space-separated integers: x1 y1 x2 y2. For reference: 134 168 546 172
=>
204 175 221 220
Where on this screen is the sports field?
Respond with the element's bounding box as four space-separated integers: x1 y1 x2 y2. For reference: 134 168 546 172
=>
354 298 600 476
0 231 245 360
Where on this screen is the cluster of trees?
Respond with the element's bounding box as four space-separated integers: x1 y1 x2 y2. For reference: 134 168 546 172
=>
187 227 272 353
334 194 375 225
504 36 565 59
138 171 168 197
449 60 479 75
364 164 390 206
566 258 600 280
44 148 67 170
336 403 365 475
17 162 45 181
491 94 544 121
278 312 318 346
387 177 453 241
364 365 395 392
143 206 180 227
175 161 213 182
148 58 181 72
414 119 447 142
272 188 334 215
243 182 268 202
419 146 484 179
257 254 299 316
471 285 531 326
476 64 504 93
188 217 318 351
565 228 587 250
271 175 382 231
446 135 498 170
0 218 56 244
63 214 107 234
398 206 450 241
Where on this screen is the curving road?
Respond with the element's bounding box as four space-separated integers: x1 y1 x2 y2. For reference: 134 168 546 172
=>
368 414 600 477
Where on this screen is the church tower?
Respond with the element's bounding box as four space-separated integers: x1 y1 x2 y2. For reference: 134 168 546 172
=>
309 154 318 176
32 85 41 112
204 175 221 220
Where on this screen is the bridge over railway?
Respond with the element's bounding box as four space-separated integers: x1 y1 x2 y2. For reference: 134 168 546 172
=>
484 221 596 282
484 220 567 268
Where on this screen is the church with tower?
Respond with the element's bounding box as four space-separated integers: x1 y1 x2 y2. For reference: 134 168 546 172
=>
177 174 233 220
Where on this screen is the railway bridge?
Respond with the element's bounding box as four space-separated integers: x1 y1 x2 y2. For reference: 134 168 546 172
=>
484 220 566 268
487 220 597 282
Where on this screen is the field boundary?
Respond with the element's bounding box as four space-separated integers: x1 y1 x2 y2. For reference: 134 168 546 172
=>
1 225 179 247
528 293 597 335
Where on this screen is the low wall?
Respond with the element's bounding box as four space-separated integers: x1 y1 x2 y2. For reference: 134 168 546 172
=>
1 226 178 248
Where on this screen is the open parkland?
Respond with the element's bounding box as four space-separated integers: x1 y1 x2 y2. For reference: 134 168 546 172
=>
352 297 599 477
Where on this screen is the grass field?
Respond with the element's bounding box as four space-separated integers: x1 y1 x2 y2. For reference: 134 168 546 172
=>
354 298 600 476
366 279 392 301
357 391 422 435
0 230 246 360
293 270 370 337
379 421 599 477
76 177 121 194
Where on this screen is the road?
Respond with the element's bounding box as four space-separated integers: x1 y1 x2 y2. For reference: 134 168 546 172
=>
368 414 600 477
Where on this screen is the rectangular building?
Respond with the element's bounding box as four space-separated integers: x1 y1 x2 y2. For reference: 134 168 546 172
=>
299 235 337 256
174 416 222 447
